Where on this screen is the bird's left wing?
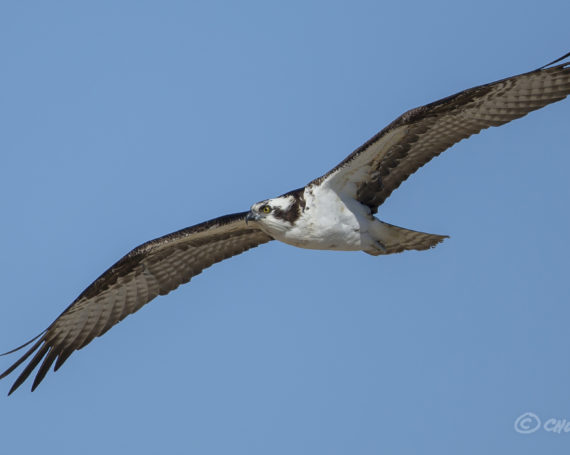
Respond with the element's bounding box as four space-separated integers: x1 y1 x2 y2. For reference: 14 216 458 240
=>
0 212 272 394
315 53 570 212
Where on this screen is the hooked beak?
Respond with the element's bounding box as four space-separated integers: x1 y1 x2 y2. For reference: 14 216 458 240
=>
245 211 259 224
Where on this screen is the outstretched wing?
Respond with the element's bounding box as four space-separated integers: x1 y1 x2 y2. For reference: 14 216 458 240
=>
0 212 272 394
316 53 570 212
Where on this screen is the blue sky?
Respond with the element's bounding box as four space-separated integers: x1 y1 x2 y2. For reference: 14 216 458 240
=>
1 1 569 453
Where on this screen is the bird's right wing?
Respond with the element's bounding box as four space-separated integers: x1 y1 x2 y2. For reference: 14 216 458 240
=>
1 212 273 394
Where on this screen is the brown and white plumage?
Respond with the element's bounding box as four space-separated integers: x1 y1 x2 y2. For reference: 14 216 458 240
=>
2 52 569 394
318 52 570 212
1 213 272 394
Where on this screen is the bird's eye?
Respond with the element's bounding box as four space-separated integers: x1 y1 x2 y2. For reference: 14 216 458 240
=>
262 205 271 214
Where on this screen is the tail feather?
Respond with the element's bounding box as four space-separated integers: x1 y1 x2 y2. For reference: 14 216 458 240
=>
365 220 448 256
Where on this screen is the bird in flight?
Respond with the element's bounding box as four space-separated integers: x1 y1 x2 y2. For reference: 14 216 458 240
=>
2 52 569 395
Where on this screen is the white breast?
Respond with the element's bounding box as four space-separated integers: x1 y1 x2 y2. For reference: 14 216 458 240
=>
277 183 372 251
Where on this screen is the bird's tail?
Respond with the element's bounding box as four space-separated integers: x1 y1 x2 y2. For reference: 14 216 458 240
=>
364 220 448 256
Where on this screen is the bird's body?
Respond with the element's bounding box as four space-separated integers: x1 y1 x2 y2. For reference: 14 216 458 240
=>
252 179 445 255
2 52 570 394
255 185 367 251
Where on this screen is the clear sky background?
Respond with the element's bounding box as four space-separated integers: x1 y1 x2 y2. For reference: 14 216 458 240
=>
1 1 569 454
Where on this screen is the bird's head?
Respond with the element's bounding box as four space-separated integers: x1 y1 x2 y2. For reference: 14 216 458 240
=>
246 190 305 235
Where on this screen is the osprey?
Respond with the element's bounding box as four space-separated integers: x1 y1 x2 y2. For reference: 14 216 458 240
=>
2 53 570 394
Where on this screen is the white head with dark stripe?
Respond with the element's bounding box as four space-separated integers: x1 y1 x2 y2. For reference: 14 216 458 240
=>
246 188 306 235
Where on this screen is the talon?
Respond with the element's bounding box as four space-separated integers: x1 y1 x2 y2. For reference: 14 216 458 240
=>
374 240 387 253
